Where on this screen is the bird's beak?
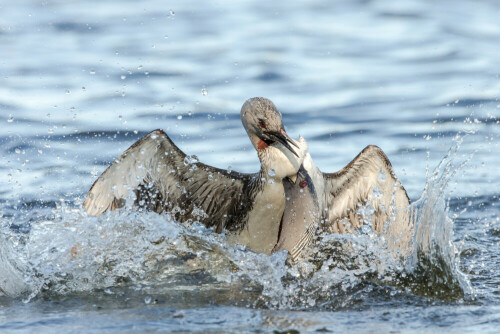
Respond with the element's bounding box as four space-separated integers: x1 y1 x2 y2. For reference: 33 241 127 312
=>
267 129 299 157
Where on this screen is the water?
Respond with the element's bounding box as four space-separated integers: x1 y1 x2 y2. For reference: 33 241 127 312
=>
1 0 499 332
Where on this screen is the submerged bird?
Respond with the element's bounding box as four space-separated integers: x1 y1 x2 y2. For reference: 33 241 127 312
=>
272 165 320 262
272 153 414 262
84 97 413 256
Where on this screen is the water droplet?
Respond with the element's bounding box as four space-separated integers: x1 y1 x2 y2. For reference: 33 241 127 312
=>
177 115 183 120
164 35 169 39
201 88 208 96
137 65 143 70
268 178 275 184
47 128 54 134
38 149 43 154
65 89 70 94
7 114 13 123
184 155 199 166
169 10 175 16
15 148 20 154
227 166 232 173
120 75 126 80
378 170 386 183
208 174 213 180
267 168 276 177
144 296 152 304
89 69 96 75
371 185 382 199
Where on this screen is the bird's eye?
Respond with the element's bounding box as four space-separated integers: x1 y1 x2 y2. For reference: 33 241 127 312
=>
259 120 266 128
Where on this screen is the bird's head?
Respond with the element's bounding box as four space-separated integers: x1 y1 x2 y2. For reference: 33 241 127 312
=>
240 97 299 157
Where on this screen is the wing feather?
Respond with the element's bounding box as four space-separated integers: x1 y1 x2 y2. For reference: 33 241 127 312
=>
83 129 255 231
322 145 414 256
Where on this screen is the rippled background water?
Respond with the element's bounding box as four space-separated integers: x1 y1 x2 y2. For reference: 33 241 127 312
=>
1 0 499 332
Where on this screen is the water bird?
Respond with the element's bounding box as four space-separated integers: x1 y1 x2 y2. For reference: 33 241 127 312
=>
272 165 320 262
84 97 413 255
272 150 414 261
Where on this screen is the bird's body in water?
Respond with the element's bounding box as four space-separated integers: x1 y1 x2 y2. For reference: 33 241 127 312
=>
84 97 414 257
272 165 320 262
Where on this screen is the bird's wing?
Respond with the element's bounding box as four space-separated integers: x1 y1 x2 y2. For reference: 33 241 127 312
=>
83 129 256 232
322 145 414 255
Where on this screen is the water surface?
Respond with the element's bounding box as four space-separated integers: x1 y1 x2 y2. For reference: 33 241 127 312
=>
1 0 499 332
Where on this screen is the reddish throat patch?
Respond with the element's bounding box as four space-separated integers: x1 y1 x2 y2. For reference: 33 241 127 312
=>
257 139 268 150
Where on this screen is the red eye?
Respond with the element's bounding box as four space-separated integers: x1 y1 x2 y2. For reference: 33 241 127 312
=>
259 120 266 128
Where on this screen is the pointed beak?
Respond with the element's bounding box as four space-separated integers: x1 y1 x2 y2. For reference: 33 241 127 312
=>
267 129 299 157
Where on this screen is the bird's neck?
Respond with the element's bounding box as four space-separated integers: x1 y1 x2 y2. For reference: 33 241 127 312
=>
257 145 302 180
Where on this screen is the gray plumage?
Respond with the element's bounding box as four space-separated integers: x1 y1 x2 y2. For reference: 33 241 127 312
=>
83 97 413 256
272 165 320 262
84 97 307 254
302 145 414 257
84 129 259 232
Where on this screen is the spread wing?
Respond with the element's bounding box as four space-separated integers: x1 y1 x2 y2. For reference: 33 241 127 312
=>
83 129 257 232
322 145 414 255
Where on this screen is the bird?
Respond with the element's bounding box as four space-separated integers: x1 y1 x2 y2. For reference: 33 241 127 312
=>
84 97 308 254
272 165 320 262
83 97 413 256
272 151 414 261
301 145 414 258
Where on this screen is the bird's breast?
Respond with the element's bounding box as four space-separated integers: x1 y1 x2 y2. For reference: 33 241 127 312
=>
230 180 285 254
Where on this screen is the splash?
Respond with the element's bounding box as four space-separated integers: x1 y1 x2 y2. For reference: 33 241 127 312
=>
0 136 472 307
403 134 473 298
251 133 474 307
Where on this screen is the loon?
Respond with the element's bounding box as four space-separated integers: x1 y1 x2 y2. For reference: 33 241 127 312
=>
84 97 413 256
272 165 320 262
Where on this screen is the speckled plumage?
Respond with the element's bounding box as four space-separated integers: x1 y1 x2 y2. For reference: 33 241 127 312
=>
83 97 413 256
83 97 308 254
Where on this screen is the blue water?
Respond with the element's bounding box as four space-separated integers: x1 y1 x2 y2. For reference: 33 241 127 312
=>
1 0 499 332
